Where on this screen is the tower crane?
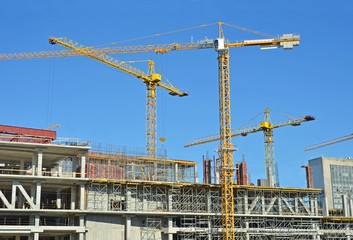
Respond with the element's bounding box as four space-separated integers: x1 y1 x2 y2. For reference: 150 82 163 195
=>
48 37 188 159
305 133 353 151
1 22 300 240
185 109 315 187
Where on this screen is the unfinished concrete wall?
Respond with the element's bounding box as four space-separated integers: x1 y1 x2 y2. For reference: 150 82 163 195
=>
86 215 125 240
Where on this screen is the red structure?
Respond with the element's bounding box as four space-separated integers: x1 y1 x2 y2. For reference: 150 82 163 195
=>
203 155 217 184
236 161 249 185
301 165 313 188
0 124 56 143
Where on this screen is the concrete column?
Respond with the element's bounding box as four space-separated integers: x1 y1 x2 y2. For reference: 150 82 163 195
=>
56 190 62 209
18 191 23 209
126 189 131 211
168 189 173 211
37 150 43 176
207 190 211 212
72 157 78 178
342 194 350 217
245 221 250 240
79 215 85 226
33 214 40 240
79 215 85 240
19 160 25 175
32 155 37 176
153 162 157 181
322 195 329 216
81 153 86 178
310 198 315 215
80 184 85 210
315 197 319 216
244 191 249 214
35 214 40 226
294 197 299 214
125 216 131 240
15 235 20 240
350 198 353 217
194 164 199 183
71 186 76 210
12 181 17 208
31 184 36 205
36 182 41 209
174 163 179 182
143 197 147 211
58 161 63 177
347 224 351 240
168 217 173 240
261 195 265 214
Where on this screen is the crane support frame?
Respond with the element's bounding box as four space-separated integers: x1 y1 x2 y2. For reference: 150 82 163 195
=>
218 49 235 240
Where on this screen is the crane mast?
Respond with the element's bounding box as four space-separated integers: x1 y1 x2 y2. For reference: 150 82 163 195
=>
262 108 276 187
218 48 235 240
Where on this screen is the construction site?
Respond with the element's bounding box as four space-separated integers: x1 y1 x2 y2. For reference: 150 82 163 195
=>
0 22 353 240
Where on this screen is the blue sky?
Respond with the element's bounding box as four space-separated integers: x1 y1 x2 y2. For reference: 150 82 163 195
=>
1 1 353 188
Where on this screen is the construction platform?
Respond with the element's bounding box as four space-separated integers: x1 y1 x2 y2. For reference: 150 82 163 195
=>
0 140 351 240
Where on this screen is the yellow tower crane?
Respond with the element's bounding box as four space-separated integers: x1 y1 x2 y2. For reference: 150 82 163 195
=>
1 22 300 239
185 108 315 187
48 37 188 159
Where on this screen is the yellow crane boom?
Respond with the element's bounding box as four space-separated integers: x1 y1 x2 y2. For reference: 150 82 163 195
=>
185 109 315 187
48 37 188 159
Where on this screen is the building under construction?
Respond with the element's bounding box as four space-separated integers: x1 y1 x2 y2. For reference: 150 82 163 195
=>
0 125 352 240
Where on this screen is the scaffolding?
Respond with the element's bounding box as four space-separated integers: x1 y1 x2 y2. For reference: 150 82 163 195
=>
85 152 196 183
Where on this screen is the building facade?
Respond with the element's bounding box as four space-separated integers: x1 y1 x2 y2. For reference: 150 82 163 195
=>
309 156 353 209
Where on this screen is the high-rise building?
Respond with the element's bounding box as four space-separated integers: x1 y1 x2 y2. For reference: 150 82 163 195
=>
309 156 353 209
